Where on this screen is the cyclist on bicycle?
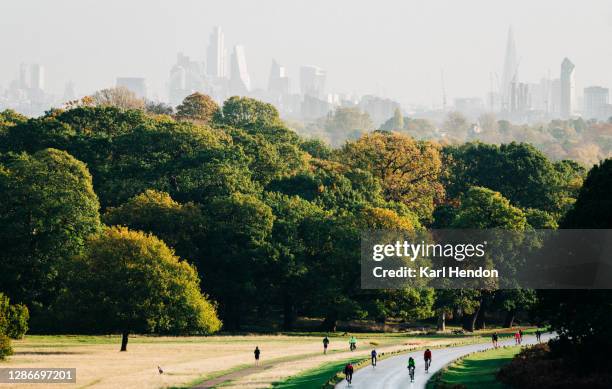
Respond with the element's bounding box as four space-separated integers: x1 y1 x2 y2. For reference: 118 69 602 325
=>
424 349 432 372
407 356 416 382
349 336 357 351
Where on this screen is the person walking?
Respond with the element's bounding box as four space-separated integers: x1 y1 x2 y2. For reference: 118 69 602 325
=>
254 346 261 366
371 349 378 367
492 332 499 348
535 329 542 343
323 336 330 354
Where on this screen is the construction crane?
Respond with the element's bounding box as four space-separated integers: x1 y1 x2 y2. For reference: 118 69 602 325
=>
440 69 447 112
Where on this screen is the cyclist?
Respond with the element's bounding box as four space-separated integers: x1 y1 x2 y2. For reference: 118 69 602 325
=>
323 336 330 354
344 362 354 385
492 332 499 348
514 331 521 345
371 349 377 367
424 349 432 372
349 335 357 351
407 356 416 382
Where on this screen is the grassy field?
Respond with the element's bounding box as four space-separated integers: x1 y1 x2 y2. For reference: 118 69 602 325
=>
427 346 522 389
0 329 531 389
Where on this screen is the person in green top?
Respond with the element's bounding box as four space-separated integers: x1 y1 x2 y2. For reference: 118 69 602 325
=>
349 335 357 351
407 356 416 382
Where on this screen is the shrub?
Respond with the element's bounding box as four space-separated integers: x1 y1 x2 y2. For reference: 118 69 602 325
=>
0 334 12 360
0 293 29 339
7 304 29 339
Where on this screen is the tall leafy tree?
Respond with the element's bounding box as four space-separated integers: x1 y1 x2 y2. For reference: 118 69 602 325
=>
68 227 221 351
339 131 444 221
0 149 101 321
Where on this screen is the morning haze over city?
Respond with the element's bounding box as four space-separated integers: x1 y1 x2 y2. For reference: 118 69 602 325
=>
2 0 611 124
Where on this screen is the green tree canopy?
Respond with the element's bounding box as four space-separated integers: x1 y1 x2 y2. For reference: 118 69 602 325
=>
0 149 101 320
70 227 221 351
176 92 219 124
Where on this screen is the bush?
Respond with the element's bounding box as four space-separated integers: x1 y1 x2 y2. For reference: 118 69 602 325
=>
0 293 29 339
0 334 12 360
7 304 29 339
497 344 612 389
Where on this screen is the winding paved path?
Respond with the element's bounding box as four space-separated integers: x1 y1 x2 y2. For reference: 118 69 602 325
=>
335 333 554 389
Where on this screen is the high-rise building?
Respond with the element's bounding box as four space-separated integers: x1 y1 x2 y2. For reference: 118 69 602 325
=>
268 60 289 96
560 58 575 119
583 86 609 120
501 27 518 112
207 26 226 78
300 66 326 99
116 77 147 99
168 52 206 105
30 64 45 90
229 45 251 95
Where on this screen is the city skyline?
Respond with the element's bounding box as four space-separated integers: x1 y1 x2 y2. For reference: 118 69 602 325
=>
2 0 611 108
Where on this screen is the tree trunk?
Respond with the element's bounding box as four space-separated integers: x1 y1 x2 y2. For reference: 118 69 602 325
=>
120 331 129 352
437 311 446 331
322 311 338 332
283 298 296 331
476 302 487 330
462 305 480 332
503 309 516 328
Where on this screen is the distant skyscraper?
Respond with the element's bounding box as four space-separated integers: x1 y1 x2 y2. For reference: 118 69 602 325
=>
229 45 251 95
169 52 206 105
501 27 518 112
583 86 609 120
560 57 575 119
30 64 45 90
207 26 226 78
300 66 326 99
63 81 76 102
116 77 147 99
19 63 28 89
268 60 289 96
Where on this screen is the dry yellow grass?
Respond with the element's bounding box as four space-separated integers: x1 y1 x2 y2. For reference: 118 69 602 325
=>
0 334 468 389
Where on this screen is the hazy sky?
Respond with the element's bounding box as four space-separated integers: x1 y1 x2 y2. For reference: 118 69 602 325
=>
2 0 611 106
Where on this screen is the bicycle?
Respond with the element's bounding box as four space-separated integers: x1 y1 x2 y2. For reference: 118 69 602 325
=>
408 365 415 382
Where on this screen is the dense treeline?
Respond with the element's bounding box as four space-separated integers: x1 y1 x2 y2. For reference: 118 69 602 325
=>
0 92 609 346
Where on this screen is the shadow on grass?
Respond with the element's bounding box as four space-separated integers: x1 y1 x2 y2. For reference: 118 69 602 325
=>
439 347 520 388
271 360 348 389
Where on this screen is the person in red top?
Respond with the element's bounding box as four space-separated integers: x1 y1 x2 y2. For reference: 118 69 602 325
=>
424 348 432 372
344 362 354 384
514 331 521 345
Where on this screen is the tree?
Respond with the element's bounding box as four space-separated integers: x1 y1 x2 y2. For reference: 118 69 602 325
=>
339 131 444 221
90 87 145 110
198 193 274 329
70 227 221 351
452 186 527 230
450 187 527 331
445 142 568 214
103 190 205 262
561 158 611 228
536 159 612 368
216 96 281 129
145 100 174 115
0 149 101 323
325 107 374 136
176 93 219 124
